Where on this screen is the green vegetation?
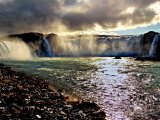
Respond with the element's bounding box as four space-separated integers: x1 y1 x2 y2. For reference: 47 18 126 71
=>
0 57 99 97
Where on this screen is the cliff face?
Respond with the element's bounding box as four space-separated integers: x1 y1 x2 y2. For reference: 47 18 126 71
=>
7 31 160 58
8 32 57 57
8 32 44 43
156 35 160 58
140 31 159 56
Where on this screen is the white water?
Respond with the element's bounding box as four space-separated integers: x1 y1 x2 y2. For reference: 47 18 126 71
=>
0 35 144 58
43 39 53 57
149 34 160 57
0 40 32 60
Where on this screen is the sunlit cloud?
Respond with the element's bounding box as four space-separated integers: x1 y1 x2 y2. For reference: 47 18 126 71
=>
148 1 160 23
149 1 160 14
0 0 159 34
121 7 136 15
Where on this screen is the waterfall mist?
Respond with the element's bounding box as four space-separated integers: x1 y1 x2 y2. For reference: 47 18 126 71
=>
0 31 155 58
40 21 142 57
47 35 109 56
0 37 33 60
47 35 143 57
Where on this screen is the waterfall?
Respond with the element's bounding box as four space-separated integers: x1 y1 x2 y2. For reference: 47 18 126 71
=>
0 41 10 56
149 34 160 57
0 40 32 60
43 38 53 57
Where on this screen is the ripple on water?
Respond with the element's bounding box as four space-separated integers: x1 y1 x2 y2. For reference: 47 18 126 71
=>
81 57 135 120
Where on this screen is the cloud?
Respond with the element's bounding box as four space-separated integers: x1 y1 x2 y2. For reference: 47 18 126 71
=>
62 0 159 31
0 0 60 33
0 0 159 34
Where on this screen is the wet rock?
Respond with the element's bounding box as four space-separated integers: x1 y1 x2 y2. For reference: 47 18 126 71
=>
72 102 100 111
140 31 159 56
135 56 160 61
0 65 106 120
114 56 121 59
8 32 44 44
36 115 42 119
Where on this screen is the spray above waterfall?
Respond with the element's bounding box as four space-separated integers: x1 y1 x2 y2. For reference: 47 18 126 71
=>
40 32 160 58
0 31 159 59
50 35 109 56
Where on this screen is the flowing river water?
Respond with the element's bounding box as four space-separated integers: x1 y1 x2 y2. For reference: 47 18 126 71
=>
79 58 135 120
1 57 160 120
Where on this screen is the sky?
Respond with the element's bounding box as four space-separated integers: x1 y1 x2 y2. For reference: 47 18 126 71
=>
0 0 160 35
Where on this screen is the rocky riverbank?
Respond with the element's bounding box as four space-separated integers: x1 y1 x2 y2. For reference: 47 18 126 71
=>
0 64 106 120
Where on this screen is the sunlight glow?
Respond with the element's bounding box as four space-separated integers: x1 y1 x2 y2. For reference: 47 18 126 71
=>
121 7 136 15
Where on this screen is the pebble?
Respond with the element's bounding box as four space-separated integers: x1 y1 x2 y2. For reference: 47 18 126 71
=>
0 65 106 120
36 115 41 119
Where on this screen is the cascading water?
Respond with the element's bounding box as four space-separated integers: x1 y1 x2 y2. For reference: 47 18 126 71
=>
43 38 53 57
149 34 160 57
0 41 10 56
0 35 151 58
0 40 32 60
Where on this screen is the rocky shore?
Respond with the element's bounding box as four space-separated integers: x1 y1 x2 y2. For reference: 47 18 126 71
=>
0 64 106 120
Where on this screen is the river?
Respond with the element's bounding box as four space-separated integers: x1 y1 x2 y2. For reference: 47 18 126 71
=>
1 57 160 120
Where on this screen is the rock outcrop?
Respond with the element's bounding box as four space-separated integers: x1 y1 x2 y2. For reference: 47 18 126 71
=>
45 33 59 56
8 32 57 57
140 31 159 56
8 32 44 43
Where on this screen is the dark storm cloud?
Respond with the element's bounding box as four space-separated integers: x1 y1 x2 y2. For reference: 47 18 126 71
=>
62 0 158 30
0 0 159 33
0 0 61 33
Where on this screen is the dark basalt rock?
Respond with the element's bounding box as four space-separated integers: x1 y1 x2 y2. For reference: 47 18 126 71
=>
45 33 59 56
135 57 160 61
137 31 160 59
72 102 100 111
8 32 45 56
46 33 57 42
8 32 44 43
114 56 121 59
0 64 106 120
153 34 160 58
140 31 159 56
8 32 58 57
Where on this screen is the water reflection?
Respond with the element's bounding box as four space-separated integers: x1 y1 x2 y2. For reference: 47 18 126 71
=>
81 58 135 120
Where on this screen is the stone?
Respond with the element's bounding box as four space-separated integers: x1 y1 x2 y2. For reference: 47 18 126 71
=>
36 115 42 119
0 65 106 120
